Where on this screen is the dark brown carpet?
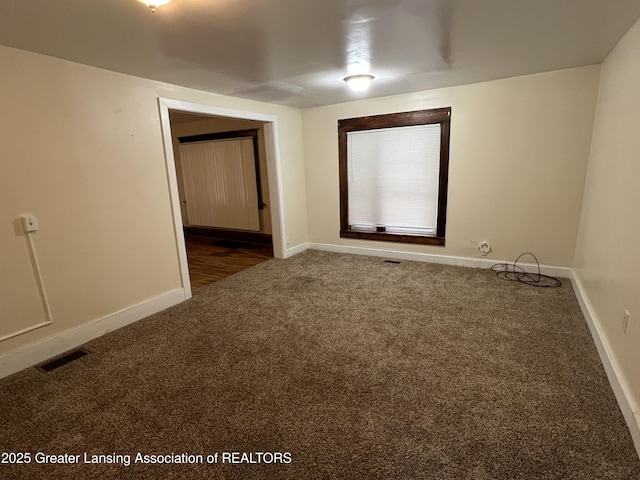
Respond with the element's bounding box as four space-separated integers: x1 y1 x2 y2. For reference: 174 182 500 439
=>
1 250 639 479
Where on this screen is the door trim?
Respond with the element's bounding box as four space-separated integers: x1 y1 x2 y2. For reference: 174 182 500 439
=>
157 98 287 299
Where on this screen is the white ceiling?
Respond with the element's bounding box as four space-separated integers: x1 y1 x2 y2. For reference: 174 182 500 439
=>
1 0 639 108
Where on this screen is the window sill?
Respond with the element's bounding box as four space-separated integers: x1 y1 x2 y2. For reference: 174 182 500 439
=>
340 229 445 246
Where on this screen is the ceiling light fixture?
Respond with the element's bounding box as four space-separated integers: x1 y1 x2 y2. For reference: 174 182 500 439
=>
139 0 171 13
344 74 374 92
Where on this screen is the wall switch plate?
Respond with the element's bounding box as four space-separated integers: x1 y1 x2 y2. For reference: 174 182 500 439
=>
21 214 38 233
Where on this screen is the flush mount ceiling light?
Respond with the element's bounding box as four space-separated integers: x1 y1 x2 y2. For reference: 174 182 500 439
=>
344 74 374 92
139 0 171 13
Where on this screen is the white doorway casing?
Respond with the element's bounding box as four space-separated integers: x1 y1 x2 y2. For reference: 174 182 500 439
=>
158 98 287 300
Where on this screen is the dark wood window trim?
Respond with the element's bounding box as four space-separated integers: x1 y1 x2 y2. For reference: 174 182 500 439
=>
178 129 266 210
338 107 451 246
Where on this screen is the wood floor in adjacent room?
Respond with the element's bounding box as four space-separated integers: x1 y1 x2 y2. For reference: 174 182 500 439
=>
185 235 273 290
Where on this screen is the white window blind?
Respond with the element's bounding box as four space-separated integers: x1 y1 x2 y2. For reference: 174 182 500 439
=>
179 138 260 231
347 124 441 234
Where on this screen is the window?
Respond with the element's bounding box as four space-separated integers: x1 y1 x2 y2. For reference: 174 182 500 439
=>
338 107 451 246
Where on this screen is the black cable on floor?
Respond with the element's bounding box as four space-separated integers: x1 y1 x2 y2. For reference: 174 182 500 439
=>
491 252 562 288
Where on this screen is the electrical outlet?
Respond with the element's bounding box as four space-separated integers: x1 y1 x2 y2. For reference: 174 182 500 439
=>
478 241 491 256
472 260 479 268
623 310 630 334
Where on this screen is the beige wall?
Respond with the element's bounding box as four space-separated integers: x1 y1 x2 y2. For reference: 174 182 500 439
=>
302 66 600 266
0 45 307 357
574 19 640 421
169 116 273 235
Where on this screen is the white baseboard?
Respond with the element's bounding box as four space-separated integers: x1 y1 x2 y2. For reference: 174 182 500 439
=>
285 242 309 258
571 274 640 458
0 287 187 380
307 242 572 278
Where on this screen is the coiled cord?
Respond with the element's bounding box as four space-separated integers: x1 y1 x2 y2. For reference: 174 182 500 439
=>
491 252 562 288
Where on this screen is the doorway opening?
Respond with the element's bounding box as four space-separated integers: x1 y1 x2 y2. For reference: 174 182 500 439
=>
183 236 273 290
158 99 286 297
